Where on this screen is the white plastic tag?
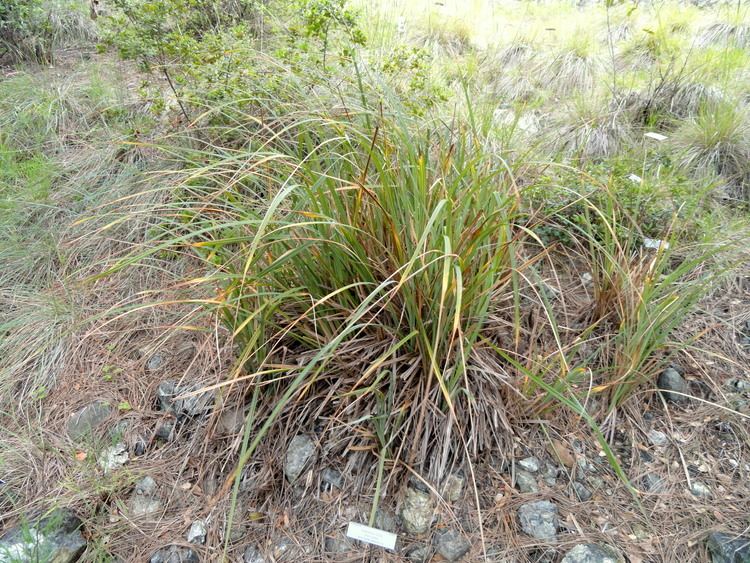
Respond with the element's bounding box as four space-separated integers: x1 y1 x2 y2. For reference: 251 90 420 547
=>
644 132 667 141
346 522 398 550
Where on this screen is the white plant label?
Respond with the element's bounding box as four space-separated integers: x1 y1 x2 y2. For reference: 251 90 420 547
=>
346 522 398 550
627 173 642 184
643 237 669 250
644 131 667 141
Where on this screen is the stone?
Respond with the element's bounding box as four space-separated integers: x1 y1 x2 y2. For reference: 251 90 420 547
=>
726 379 750 393
542 464 559 486
217 406 246 435
67 401 112 441
400 483 435 535
157 380 213 418
146 353 166 371
98 443 129 473
706 532 750 563
0 508 86 563
443 471 465 501
149 545 199 563
374 508 397 532
657 368 689 404
271 537 303 561
434 529 471 562
517 500 559 540
155 420 175 441
324 532 354 554
647 429 668 446
641 473 666 494
130 476 162 517
561 544 622 563
406 545 432 562
572 481 592 501
690 481 712 498
518 457 540 473
321 468 344 490
187 520 207 544
283 435 316 483
242 545 267 563
515 469 539 493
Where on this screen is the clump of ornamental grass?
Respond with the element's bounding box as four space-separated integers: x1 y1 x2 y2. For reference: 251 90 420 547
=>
540 36 603 96
671 102 750 201
623 80 726 127
697 22 750 49
551 96 633 162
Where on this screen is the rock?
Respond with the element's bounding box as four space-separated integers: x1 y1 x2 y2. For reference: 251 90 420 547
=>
98 443 129 473
243 545 267 563
324 532 354 554
217 406 246 435
706 532 750 563
518 457 540 473
442 471 465 501
155 420 175 441
641 473 666 494
690 481 712 498
561 543 622 563
572 481 592 501
321 468 344 490
374 508 398 532
726 379 750 393
187 520 207 544
146 353 166 371
406 545 432 562
400 482 435 535
657 368 689 404
283 435 316 483
542 464 560 486
647 429 668 446
0 508 86 563
271 537 303 561
517 500 559 540
149 545 199 563
157 380 214 418
67 401 112 440
434 529 471 562
515 469 539 493
130 476 162 517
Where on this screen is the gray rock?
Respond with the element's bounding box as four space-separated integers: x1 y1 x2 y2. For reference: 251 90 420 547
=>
155 420 175 441
647 429 668 446
149 545 199 563
542 464 559 486
242 545 267 563
130 476 162 517
283 435 316 483
442 471 465 502
321 468 343 490
518 457 540 473
186 520 206 544
517 500 559 540
726 379 750 393
135 476 157 496
374 508 397 533
641 473 666 493
147 353 166 371
324 532 354 554
157 380 214 418
561 544 622 563
515 469 539 493
217 406 246 435
657 368 689 404
706 532 750 563
67 401 112 441
400 484 435 535
434 529 471 562
572 481 592 501
271 537 304 561
406 545 432 562
0 509 86 563
690 481 712 498
98 443 129 473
